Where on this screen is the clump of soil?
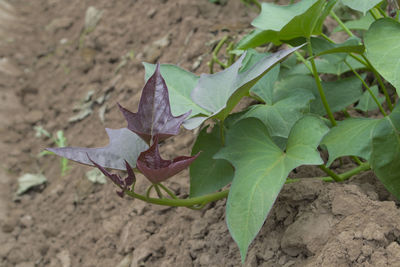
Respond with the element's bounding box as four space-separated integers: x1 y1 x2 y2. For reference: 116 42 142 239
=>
1 1 400 266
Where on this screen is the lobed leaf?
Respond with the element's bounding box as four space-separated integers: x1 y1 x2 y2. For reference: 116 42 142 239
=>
215 116 328 262
321 118 380 166
90 158 136 197
119 64 191 144
189 125 234 197
47 128 148 171
190 46 302 127
274 75 363 115
142 63 210 118
364 18 400 96
231 89 315 140
136 136 200 184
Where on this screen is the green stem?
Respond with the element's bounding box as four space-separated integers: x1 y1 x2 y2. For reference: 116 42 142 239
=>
349 53 369 69
209 36 229 74
219 120 225 146
376 6 388 18
158 183 178 199
146 184 155 199
319 165 341 182
320 33 335 44
361 55 394 110
344 60 387 116
126 163 371 207
351 156 363 166
340 162 370 181
369 9 381 20
306 37 337 126
154 184 163 198
293 50 313 73
226 41 236 66
330 10 354 37
126 189 229 207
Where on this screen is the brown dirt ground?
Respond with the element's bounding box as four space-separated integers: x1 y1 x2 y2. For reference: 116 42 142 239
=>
1 0 400 266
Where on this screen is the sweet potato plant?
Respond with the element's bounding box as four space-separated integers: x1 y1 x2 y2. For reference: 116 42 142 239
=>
48 0 400 262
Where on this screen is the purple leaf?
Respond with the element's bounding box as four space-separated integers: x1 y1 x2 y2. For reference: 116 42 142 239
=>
88 156 136 197
136 137 200 183
118 64 191 144
47 128 148 170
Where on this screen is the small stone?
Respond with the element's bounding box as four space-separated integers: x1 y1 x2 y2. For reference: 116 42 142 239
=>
147 8 157 18
56 250 71 267
116 254 132 267
84 6 103 31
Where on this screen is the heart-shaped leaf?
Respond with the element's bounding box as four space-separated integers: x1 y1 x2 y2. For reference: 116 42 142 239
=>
341 0 383 14
189 125 234 197
191 46 302 123
136 136 200 184
119 64 191 144
215 116 329 262
364 18 400 96
47 128 148 171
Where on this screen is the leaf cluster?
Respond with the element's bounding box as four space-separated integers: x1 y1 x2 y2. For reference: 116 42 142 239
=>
47 0 400 263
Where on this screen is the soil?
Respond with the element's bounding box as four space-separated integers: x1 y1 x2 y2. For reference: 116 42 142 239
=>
1 0 400 266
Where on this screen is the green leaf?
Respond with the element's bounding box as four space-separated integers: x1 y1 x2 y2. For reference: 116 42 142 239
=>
355 85 385 112
252 0 326 40
333 13 374 33
312 37 365 56
364 18 400 96
341 0 383 14
321 118 380 166
237 89 315 139
234 29 281 50
237 0 331 49
241 49 280 104
191 46 302 122
143 63 210 118
215 116 328 262
371 105 400 199
274 75 363 115
189 125 234 197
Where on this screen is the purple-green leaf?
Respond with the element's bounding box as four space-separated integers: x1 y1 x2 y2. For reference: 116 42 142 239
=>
47 128 148 171
118 64 191 144
136 137 200 184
